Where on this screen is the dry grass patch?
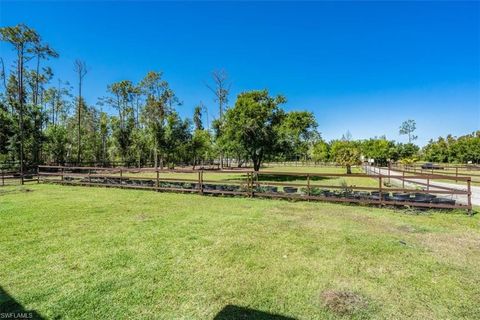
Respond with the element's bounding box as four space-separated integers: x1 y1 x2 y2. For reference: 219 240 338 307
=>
320 289 370 316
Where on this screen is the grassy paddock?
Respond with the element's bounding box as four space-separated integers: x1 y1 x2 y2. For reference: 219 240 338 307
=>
70 165 381 189
1 184 479 319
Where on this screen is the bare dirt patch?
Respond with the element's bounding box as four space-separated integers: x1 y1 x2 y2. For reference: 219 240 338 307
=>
321 289 369 316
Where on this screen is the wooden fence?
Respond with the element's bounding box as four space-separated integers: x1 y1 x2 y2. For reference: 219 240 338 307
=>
36 165 472 213
390 164 480 184
0 170 37 186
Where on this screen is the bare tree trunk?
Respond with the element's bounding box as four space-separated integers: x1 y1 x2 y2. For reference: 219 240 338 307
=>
77 80 81 164
18 46 25 184
34 55 40 106
154 138 158 168
102 135 106 166
73 60 87 165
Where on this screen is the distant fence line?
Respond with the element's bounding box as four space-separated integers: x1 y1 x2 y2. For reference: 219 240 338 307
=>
32 165 472 214
400 162 480 171
0 160 346 170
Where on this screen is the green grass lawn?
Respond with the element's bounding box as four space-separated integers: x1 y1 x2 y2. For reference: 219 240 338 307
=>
1 184 479 319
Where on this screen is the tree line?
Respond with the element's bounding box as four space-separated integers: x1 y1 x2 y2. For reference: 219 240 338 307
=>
1 24 478 175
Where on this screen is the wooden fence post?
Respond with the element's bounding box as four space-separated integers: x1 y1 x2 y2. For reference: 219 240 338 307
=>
37 166 40 184
119 168 123 188
388 164 391 185
1 168 4 186
467 178 472 216
379 176 383 206
307 174 311 198
307 174 311 201
251 172 255 197
156 167 159 191
61 167 64 182
402 171 405 189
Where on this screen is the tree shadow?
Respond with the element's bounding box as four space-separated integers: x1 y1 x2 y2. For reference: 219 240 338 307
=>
214 305 296 320
0 286 44 319
256 174 330 182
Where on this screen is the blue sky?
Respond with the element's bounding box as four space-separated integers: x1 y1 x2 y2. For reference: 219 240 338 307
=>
1 1 479 145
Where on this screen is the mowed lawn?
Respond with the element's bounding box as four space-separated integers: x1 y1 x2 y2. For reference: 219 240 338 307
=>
1 184 479 319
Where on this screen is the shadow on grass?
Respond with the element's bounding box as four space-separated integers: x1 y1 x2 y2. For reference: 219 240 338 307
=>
214 305 296 320
0 286 44 319
256 174 330 182
213 174 332 183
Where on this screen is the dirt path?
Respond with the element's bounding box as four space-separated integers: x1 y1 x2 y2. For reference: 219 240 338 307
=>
363 165 478 206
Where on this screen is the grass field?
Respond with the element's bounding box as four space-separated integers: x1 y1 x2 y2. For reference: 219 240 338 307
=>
61 166 382 189
1 184 479 319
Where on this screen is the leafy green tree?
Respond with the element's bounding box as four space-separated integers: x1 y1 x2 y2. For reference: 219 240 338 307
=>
193 103 204 131
423 137 449 163
139 71 179 168
422 131 480 164
107 80 138 163
331 140 361 174
44 124 67 164
311 140 329 163
163 112 191 167
0 101 13 155
395 142 419 160
191 129 213 168
360 137 396 166
277 111 318 161
222 90 286 171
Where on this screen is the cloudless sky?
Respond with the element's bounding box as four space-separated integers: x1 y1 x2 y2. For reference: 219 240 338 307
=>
1 1 479 145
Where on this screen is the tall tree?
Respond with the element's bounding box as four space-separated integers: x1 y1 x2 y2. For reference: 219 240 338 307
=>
207 69 230 168
29 42 58 106
73 59 88 163
222 90 285 171
193 103 204 131
0 24 40 181
207 69 230 119
139 71 179 168
399 119 417 143
107 80 137 163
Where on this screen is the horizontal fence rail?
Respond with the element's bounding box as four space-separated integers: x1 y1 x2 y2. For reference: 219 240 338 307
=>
364 165 472 212
35 165 473 214
391 164 480 184
0 170 38 186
